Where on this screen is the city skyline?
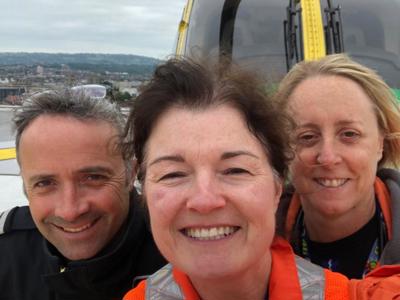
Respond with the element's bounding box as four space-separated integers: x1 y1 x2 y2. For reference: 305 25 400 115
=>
0 0 186 59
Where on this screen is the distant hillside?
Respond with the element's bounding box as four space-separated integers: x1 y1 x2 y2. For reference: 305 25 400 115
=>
0 52 161 76
0 52 160 65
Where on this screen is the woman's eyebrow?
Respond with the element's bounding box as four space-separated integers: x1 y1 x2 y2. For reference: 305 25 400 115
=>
221 150 259 160
148 155 185 167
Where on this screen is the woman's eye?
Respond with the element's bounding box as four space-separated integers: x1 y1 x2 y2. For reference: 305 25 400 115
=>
296 132 318 146
341 130 360 140
158 172 186 181
223 168 250 175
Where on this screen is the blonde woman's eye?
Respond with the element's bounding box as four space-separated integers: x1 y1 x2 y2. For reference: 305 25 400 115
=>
296 132 319 146
341 130 360 141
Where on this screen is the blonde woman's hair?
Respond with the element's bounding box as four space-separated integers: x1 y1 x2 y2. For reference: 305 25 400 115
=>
276 53 400 168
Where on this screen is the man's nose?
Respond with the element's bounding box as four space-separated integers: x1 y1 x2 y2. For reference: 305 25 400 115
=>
54 183 89 222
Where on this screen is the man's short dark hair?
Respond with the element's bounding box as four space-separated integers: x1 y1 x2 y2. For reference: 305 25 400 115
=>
14 89 126 161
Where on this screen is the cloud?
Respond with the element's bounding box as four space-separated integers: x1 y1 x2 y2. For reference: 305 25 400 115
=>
0 0 187 58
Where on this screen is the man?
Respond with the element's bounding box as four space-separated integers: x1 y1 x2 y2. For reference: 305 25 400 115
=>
0 90 166 300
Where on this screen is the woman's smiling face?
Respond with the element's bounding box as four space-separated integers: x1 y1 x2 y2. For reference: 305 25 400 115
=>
288 75 384 219
142 104 282 281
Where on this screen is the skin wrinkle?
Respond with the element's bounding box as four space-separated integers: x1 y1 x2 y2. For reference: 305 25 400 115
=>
19 115 131 260
288 75 384 242
44 173 129 228
143 105 282 300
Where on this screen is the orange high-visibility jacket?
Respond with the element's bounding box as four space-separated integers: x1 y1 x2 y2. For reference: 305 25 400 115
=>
349 265 400 299
284 177 393 244
124 237 349 300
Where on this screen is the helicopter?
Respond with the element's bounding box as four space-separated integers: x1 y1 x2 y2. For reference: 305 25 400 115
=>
175 0 400 99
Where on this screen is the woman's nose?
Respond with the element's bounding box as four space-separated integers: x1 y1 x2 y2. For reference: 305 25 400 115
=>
316 139 342 166
185 174 226 213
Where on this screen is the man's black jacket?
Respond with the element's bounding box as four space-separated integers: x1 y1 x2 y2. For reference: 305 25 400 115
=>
0 192 166 300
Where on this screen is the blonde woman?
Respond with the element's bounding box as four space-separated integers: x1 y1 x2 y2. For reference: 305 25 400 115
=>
276 54 400 279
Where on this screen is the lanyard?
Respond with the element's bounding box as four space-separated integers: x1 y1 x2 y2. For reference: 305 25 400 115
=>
298 202 385 277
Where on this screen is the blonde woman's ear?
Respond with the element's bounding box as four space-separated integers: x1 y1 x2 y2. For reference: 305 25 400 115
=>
377 136 384 161
378 149 384 161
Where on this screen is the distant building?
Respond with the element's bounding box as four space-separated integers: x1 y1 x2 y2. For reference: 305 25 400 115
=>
61 64 71 72
0 78 10 84
120 87 138 97
0 87 25 104
36 65 44 75
115 80 140 96
5 95 21 105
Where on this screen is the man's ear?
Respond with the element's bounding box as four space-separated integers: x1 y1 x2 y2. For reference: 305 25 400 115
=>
22 182 28 198
128 158 138 190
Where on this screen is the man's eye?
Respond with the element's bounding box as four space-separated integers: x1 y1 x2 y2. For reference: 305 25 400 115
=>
32 179 55 190
82 174 109 186
86 174 107 181
223 168 250 175
29 179 56 196
158 172 186 181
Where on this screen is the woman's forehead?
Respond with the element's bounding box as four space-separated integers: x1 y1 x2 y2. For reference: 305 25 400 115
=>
144 105 268 162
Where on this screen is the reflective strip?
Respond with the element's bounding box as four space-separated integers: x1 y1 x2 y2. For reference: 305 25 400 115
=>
0 208 12 235
145 259 326 300
146 264 184 300
295 256 325 300
0 147 16 160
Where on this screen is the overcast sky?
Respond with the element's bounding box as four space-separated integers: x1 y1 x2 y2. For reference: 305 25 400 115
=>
0 0 187 59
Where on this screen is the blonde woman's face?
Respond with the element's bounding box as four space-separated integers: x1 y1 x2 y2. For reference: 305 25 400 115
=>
288 75 384 219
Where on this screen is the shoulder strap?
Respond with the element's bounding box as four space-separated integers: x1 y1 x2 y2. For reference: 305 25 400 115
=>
284 194 301 238
374 177 392 239
377 169 400 265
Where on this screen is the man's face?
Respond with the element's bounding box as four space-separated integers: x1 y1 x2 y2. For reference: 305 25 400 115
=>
19 115 130 260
